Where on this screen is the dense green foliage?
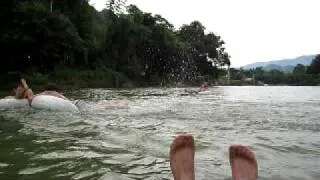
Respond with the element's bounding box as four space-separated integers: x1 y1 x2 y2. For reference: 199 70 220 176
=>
229 55 320 85
0 0 230 88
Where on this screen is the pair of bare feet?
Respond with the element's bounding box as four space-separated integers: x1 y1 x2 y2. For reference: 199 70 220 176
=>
170 134 258 180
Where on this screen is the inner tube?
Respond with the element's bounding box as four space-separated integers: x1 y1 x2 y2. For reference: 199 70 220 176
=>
0 97 29 109
198 90 210 95
31 95 79 113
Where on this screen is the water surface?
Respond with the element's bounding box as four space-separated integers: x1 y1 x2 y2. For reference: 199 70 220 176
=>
0 86 319 180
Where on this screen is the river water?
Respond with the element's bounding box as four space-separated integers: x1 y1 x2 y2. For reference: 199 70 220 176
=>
0 86 319 180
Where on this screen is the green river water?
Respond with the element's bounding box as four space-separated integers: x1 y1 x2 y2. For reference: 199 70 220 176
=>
0 86 319 180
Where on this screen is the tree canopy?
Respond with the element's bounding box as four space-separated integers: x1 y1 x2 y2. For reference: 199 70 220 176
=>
307 55 320 75
0 0 230 87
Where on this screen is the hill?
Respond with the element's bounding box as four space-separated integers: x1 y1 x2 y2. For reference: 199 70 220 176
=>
262 64 295 72
242 55 316 71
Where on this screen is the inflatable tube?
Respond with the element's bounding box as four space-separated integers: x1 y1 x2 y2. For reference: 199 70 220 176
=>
0 97 29 109
198 90 210 95
184 89 210 95
31 95 79 113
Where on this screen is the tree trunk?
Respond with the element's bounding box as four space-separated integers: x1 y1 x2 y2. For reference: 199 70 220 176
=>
50 0 53 12
227 65 230 85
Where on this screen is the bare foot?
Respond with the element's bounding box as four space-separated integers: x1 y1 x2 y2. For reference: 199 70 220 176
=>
229 145 258 180
169 134 195 180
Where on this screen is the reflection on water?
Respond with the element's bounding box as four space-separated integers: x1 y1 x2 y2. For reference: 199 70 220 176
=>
0 86 320 180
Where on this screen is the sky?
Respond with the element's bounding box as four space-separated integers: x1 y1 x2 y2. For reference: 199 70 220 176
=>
89 0 320 67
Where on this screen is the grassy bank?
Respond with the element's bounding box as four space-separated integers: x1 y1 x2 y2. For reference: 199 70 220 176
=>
0 68 132 91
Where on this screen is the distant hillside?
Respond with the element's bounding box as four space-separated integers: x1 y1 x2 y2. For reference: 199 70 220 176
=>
242 55 316 71
262 64 295 72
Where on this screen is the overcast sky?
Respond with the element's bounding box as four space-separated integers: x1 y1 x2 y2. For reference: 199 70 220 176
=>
90 0 319 67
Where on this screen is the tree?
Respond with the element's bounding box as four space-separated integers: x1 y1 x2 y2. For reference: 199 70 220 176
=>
293 64 306 74
106 0 126 14
307 55 320 74
0 0 232 87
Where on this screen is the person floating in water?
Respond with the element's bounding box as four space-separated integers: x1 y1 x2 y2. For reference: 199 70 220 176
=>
198 82 209 92
12 79 67 104
184 82 209 95
10 79 129 110
169 134 258 180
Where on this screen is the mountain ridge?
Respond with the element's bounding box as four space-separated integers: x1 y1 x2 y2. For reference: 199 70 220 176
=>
241 55 316 71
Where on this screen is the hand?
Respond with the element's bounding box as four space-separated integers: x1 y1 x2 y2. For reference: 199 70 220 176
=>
20 78 29 89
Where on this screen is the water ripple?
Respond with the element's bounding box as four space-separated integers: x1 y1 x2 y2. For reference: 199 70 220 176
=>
0 86 320 180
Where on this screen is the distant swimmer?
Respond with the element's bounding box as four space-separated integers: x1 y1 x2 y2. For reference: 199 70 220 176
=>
169 134 258 180
198 82 209 92
184 82 209 95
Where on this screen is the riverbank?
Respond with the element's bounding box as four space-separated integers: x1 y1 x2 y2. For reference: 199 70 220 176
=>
0 68 210 91
0 68 130 91
216 76 320 86
2 68 319 93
